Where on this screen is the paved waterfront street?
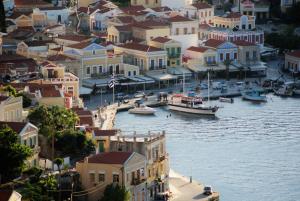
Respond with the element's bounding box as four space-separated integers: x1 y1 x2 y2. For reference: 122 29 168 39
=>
169 170 219 201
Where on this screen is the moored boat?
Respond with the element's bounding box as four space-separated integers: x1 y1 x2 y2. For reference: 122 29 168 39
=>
273 86 293 97
128 105 156 115
219 97 234 103
241 90 267 102
168 94 218 115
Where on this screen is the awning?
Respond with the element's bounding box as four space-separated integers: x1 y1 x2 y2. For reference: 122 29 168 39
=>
146 71 178 81
79 86 93 95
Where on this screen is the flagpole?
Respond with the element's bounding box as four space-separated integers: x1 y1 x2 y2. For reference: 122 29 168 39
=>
112 73 115 104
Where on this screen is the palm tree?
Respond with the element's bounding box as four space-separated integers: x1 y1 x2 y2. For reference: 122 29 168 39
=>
54 158 64 172
223 59 232 81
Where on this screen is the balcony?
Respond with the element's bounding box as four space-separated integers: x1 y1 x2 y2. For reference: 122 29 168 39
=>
168 53 181 59
205 61 217 66
149 65 166 71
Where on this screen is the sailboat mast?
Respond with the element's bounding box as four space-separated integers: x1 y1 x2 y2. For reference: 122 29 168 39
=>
208 71 210 104
183 72 185 94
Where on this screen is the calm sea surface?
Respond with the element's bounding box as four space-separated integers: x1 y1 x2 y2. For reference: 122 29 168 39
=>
115 95 300 201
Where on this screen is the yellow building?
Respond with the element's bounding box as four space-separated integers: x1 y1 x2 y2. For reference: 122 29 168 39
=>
149 37 182 67
114 43 167 73
213 12 256 30
233 40 260 66
109 132 169 200
131 0 161 8
132 23 170 43
0 95 23 122
63 42 123 79
76 152 147 201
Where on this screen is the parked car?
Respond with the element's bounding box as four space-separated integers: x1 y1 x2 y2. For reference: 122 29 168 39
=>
199 83 208 90
116 93 126 100
203 185 213 195
212 82 222 90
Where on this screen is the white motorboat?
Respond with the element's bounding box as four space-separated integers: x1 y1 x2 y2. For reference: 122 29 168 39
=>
128 105 156 115
241 90 267 102
273 85 293 97
168 94 218 115
219 97 234 103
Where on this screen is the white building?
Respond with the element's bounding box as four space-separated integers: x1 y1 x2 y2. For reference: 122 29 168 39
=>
181 2 214 24
168 15 198 51
34 7 71 25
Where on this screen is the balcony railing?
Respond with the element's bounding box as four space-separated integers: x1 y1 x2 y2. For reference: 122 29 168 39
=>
168 53 181 59
205 61 217 66
150 65 166 70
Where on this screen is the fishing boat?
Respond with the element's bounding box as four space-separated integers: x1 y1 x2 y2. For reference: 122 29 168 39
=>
168 94 218 115
168 71 219 115
241 90 267 102
128 104 156 115
219 97 234 103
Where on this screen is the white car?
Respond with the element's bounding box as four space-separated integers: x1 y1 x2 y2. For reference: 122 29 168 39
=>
134 91 145 98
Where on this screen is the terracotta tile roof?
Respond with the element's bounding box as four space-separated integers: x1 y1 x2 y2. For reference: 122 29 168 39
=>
50 47 62 51
168 15 193 22
15 0 52 6
286 50 300 58
121 5 145 13
47 54 76 61
40 87 62 97
67 41 92 49
152 36 172 43
39 7 66 10
56 35 92 42
114 25 132 32
192 2 212 9
72 108 93 116
199 23 211 29
44 24 64 30
224 12 242 18
233 40 256 46
7 27 34 40
118 43 163 52
84 152 133 164
0 54 38 74
187 46 210 52
79 116 94 126
135 19 169 27
116 16 136 24
151 6 172 12
93 129 118 137
204 39 226 48
0 121 28 133
24 40 53 47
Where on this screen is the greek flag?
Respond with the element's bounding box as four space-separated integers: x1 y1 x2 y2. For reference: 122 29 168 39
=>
109 74 116 88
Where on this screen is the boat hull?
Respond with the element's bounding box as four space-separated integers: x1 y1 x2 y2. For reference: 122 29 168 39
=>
128 109 155 115
168 104 217 115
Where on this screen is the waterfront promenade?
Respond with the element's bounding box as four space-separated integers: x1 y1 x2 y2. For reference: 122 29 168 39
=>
169 169 219 201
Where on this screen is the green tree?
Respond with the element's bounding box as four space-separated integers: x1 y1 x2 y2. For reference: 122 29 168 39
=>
2 85 18 96
223 59 232 81
0 0 6 33
53 158 64 172
1 85 32 107
0 126 33 184
101 184 130 201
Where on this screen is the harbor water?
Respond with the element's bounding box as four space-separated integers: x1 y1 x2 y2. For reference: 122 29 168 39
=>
115 94 300 201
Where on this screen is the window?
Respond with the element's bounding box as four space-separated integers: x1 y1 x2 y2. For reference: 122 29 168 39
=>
133 71 136 76
205 11 207 17
99 66 102 73
246 51 250 60
248 24 252 29
89 173 95 183
192 27 195 34
23 139 27 146
99 174 105 182
113 174 119 183
150 60 155 69
141 59 144 68
253 51 257 59
220 53 223 61
93 66 97 74
176 28 179 35
128 71 131 76
86 67 90 75
234 53 237 60
159 59 163 68
184 28 188 34
177 47 181 54
92 49 96 55
116 65 120 74
209 11 211 16
176 59 180 65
